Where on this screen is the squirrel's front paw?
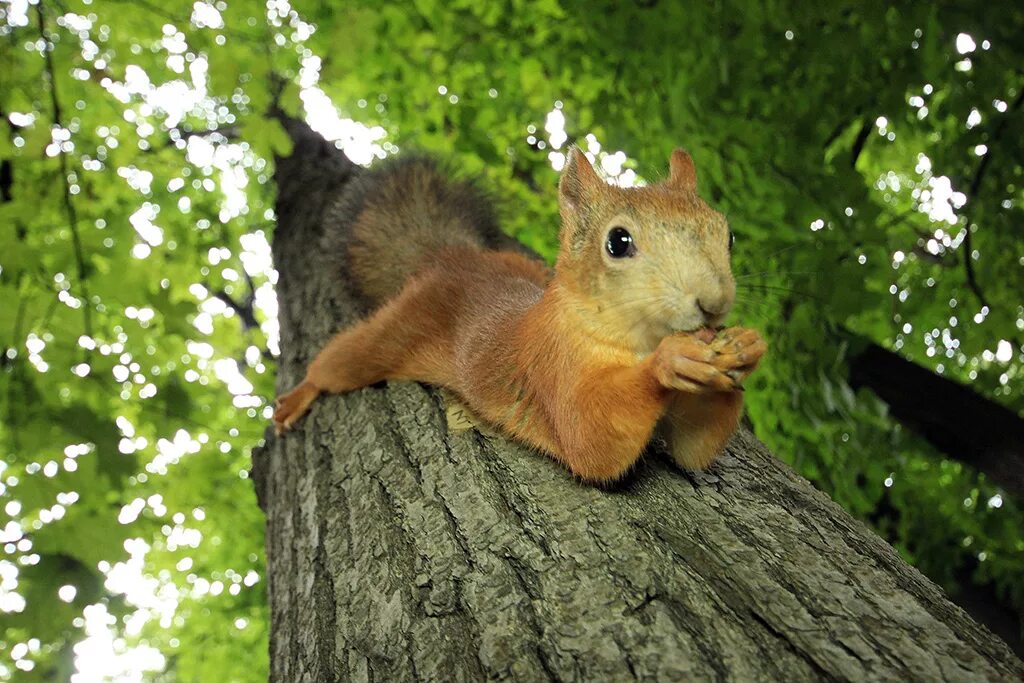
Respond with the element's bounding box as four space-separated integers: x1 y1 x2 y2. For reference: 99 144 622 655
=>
709 327 767 383
651 335 737 393
272 381 321 435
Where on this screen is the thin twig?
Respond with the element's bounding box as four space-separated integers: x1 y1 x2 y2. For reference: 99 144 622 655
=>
961 86 1024 310
104 0 263 44
169 124 240 147
38 3 92 339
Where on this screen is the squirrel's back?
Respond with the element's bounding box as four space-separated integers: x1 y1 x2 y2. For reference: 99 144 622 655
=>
325 156 506 306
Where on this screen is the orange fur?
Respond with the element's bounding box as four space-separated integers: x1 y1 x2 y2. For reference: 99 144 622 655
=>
274 148 766 483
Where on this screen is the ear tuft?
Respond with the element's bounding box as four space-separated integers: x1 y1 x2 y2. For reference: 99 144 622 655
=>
667 148 697 192
559 146 601 210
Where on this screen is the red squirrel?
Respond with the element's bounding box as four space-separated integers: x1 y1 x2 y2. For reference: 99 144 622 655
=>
273 147 766 482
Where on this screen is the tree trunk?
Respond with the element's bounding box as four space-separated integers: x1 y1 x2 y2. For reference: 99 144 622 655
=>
251 117 1023 682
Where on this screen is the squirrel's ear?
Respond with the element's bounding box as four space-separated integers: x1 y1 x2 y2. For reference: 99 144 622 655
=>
667 148 697 192
559 146 601 212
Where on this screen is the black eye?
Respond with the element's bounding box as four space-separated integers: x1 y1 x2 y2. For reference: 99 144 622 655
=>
605 227 635 258
728 230 736 251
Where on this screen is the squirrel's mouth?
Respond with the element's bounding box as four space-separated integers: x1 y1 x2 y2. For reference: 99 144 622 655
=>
693 327 719 344
667 323 719 343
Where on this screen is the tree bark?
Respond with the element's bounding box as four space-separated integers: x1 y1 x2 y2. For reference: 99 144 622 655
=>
252 118 1023 682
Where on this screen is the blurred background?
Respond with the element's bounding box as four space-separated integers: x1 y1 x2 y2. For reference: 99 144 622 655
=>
0 0 1022 679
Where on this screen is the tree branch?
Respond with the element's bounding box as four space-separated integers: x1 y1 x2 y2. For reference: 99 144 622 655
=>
0 105 17 204
848 336 1024 502
212 288 259 331
210 272 275 362
849 119 872 168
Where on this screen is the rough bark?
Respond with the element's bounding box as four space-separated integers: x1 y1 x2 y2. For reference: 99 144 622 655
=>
252 118 1024 682
849 339 1024 501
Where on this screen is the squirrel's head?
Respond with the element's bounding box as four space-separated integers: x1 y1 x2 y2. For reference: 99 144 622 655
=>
555 147 736 353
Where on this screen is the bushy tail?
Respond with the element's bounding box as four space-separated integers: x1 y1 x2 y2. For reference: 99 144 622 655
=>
324 156 503 306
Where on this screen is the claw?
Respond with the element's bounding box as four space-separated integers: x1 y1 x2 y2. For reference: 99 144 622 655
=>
271 380 321 436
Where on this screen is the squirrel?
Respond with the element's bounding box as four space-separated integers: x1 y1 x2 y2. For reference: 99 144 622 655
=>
273 147 766 483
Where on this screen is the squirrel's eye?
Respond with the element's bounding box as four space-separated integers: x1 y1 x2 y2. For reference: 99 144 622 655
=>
605 227 635 258
728 230 736 251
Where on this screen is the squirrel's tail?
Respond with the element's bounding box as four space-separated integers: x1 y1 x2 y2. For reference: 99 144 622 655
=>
325 155 504 306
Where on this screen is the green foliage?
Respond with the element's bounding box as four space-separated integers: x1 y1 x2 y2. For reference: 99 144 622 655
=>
0 0 1021 678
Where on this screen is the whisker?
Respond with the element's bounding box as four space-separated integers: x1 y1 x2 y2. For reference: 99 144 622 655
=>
731 296 778 313
736 284 822 301
734 270 819 281
757 243 803 261
591 292 676 314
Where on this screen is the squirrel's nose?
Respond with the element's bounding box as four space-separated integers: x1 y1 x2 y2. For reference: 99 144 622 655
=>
697 298 725 319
